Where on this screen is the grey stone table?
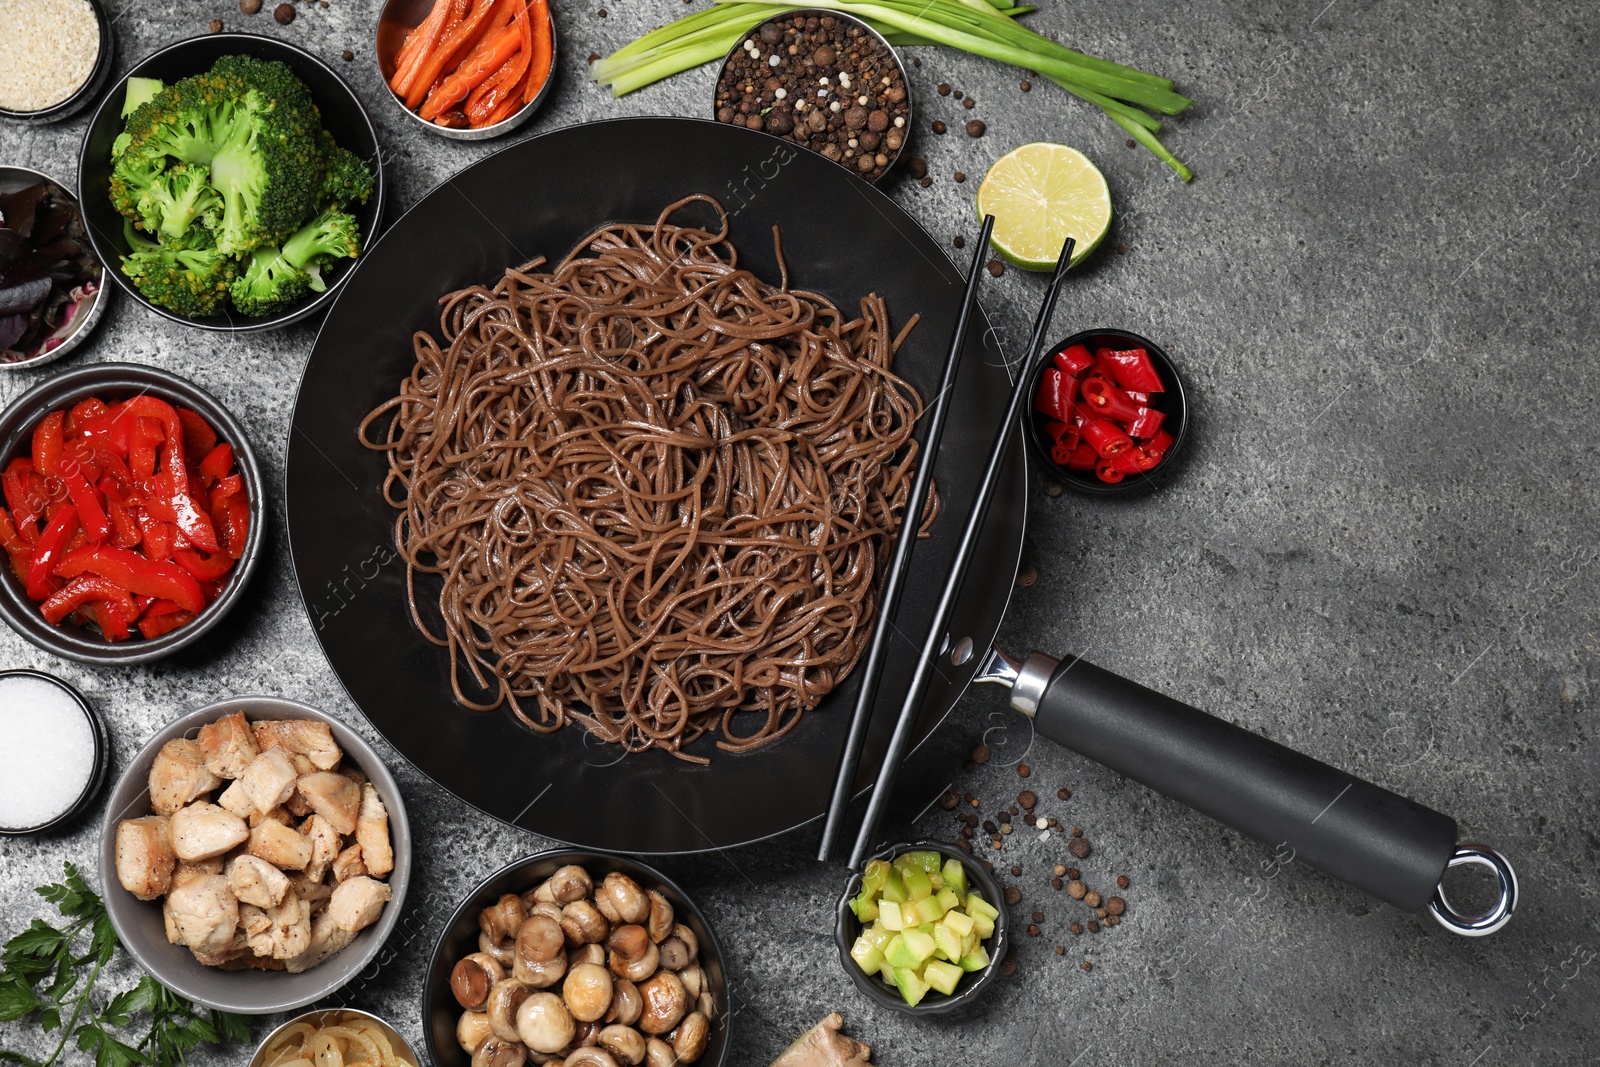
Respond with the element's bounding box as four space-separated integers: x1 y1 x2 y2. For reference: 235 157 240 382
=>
3 0 1597 1063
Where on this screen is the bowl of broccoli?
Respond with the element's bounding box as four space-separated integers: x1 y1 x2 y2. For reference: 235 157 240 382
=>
77 33 386 331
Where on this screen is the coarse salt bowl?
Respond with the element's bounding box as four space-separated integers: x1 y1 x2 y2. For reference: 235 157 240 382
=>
0 669 109 835
0 0 115 124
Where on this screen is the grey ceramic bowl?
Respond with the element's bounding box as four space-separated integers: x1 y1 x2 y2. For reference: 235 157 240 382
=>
424 850 730 1067
249 1007 421 1066
0 166 112 371
0 0 115 124
374 0 558 141
99 697 412 1015
833 839 1009 1014
0 362 265 663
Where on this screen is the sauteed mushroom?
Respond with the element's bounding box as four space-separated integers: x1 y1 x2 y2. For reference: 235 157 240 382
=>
678 963 705 1002
570 943 606 968
562 1049 620 1067
561 901 610 945
487 978 532 1041
458 1009 496 1054
656 936 691 973
452 952 506 1010
563 962 614 1022
516 992 576 1054
672 1011 710 1063
636 971 687 1036
594 873 649 925
482 894 530 943
473 1038 528 1067
644 891 673 944
514 948 568 989
545 865 594 904
606 979 643 1026
596 1025 646 1065
480 929 516 967
606 925 658 982
643 1038 676 1067
518 914 566 962
667 924 698 961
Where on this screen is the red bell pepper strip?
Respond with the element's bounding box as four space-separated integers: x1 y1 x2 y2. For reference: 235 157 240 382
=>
1064 441 1098 471
138 606 195 640
1080 377 1144 423
1081 418 1134 459
1127 406 1166 440
177 408 218 461
0 508 30 580
1094 459 1125 484
1144 428 1174 459
107 500 142 549
53 544 205 614
32 411 65 477
129 417 164 481
41 575 137 626
173 548 235 582
1097 347 1165 393
1034 368 1078 424
198 443 234 485
4 459 43 535
116 396 220 553
60 466 110 544
208 486 250 559
26 505 78 601
136 513 175 561
66 397 108 437
1053 343 1094 376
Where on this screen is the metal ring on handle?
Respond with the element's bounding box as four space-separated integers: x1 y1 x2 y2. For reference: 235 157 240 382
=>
1428 844 1517 936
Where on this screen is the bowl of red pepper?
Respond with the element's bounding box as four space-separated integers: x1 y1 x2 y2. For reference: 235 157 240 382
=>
0 362 262 663
1028 328 1189 494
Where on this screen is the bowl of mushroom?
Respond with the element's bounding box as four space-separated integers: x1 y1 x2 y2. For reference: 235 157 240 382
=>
99 696 410 1014
425 851 729 1067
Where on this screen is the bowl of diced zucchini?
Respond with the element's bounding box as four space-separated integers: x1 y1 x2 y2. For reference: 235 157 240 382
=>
834 840 1008 1013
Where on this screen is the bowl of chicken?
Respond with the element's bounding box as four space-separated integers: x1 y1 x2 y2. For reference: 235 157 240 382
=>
99 696 410 1014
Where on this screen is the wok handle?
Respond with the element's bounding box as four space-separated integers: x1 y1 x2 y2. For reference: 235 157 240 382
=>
982 648 1513 929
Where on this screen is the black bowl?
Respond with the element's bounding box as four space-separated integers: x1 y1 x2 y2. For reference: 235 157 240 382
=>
76 32 386 332
1026 327 1189 496
0 363 266 663
0 0 115 124
833 839 1009 1015
424 850 731 1067
0 669 108 835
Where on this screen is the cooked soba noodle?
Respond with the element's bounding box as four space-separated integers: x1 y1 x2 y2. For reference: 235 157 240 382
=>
361 195 930 761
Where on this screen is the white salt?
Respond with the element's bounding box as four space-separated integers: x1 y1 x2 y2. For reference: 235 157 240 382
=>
0 674 96 830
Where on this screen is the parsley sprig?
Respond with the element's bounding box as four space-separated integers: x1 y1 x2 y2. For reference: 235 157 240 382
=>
0 864 251 1067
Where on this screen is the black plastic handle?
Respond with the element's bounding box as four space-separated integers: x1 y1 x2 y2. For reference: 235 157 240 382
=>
1034 656 1458 912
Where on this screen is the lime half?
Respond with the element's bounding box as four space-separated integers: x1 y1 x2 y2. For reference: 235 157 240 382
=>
977 143 1112 271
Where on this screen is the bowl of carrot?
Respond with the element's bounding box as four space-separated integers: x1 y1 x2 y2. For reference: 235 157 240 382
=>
377 0 556 139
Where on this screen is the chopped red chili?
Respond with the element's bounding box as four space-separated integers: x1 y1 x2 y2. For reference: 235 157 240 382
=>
1096 347 1165 393
1053 343 1094 376
1036 338 1172 483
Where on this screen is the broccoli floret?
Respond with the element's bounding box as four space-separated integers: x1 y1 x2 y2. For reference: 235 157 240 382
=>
121 77 166 117
317 129 375 206
121 245 238 318
280 206 360 291
134 163 222 243
227 245 312 317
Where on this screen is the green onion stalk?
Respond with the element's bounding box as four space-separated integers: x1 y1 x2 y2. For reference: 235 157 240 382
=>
590 0 1193 180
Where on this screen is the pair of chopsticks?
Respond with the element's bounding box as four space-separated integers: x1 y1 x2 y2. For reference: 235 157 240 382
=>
817 229 1077 868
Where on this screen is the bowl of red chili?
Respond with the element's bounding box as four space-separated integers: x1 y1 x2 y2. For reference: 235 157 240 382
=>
0 362 262 663
1028 328 1188 495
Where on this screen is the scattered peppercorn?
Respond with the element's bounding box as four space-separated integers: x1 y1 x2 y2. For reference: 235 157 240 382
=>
1051 877 1063 890
1057 787 1071 800
1016 762 1030 777
937 82 951 95
991 836 1003 849
1003 885 1022 906
341 49 354 61
968 798 979 809
1007 804 1019 816
1000 822 1013 835
919 176 933 188
1031 910 1044 923
598 7 607 16
955 837 971 852
1069 922 1083 935
1106 914 1121 926
1056 945 1066 955
209 18 223 31
1106 896 1125 916
953 235 965 248
1052 864 1067 877
1018 790 1037 809
986 259 1002 275
1065 867 1079 880
1045 479 1064 497
1016 564 1037 587
1096 908 1108 919
1047 817 1058 828
932 120 947 134
962 97 976 110
953 170 966 182
1084 891 1101 908
1071 827 1083 837
1026 924 1040 937
1067 880 1087 899
1080 961 1093 972
983 860 994 872
952 89 963 100
1000 955 1017 976
913 56 921 66
906 156 928 180
1117 245 1127 255
972 743 990 764
1010 865 1022 876
239 0 260 11
1087 921 1100 933
1020 79 1031 91
966 119 986 137
273 2 294 23
1116 874 1129 890
1126 139 1136 148
587 52 601 64
982 819 997 834
1068 837 1091 859
961 759 975 773
939 789 959 810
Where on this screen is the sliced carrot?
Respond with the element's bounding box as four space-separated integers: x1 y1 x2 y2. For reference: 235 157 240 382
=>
465 48 526 126
391 0 454 96
404 0 506 110
418 19 521 120
441 0 514 77
521 0 552 104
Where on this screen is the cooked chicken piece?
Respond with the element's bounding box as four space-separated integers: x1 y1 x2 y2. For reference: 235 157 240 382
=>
218 953 288 972
115 816 177 901
295 772 361 836
171 858 224 892
169 802 250 862
162 898 180 944
328 875 391 933
332 844 367 884
285 908 358 973
355 784 394 878
228 854 292 908
249 820 313 870
301 814 342 883
190 925 248 968
342 767 368 786
165 874 239 957
244 895 312 960
285 789 313 817
196 711 259 779
216 780 254 818
250 805 293 828
148 739 222 816
238 748 299 814
252 720 342 771
289 870 335 907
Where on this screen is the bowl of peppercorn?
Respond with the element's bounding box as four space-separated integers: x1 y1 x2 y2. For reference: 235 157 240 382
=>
714 11 912 183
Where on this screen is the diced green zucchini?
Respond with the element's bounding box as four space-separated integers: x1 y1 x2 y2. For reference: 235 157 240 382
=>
941 908 975 937
923 958 963 995
851 934 885 974
861 859 891 897
935 887 960 914
878 899 905 931
892 965 930 1007
902 865 934 901
971 913 995 939
940 858 968 897
965 893 999 922
861 923 893 950
907 894 944 926
886 927 936 969
958 944 991 972
881 864 908 904
898 850 945 874
932 922 964 962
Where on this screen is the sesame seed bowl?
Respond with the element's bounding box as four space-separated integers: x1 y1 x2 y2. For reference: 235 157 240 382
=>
0 0 115 124
713 10 913 183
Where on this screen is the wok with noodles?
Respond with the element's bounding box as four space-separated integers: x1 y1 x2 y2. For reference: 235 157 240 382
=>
361 195 932 763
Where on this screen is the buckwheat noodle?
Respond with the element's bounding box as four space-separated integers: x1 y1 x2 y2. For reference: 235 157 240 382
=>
360 195 932 762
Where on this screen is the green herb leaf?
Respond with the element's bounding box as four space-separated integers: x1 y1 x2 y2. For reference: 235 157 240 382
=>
89 917 117 968
36 865 96 921
0 978 41 1022
211 1011 252 1044
3 921 67 966
0 1047 48 1067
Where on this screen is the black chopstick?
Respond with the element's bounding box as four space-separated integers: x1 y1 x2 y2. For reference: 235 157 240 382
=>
845 235 1077 869
815 214 997 863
